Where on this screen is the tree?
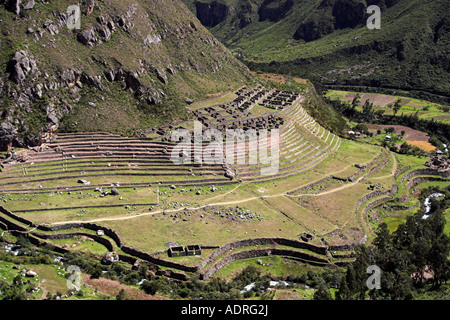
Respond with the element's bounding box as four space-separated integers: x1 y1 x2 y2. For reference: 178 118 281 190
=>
352 245 370 300
393 100 402 116
362 100 374 120
138 264 149 278
345 264 357 297
373 223 392 253
352 94 361 106
116 289 127 300
313 281 332 300
385 127 395 134
336 276 351 300
427 210 450 286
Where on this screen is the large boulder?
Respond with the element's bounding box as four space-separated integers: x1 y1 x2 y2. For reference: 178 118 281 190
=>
224 169 235 180
7 50 37 84
101 252 119 265
77 27 98 47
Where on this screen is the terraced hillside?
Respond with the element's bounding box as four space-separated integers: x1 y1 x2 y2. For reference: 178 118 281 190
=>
1 85 448 280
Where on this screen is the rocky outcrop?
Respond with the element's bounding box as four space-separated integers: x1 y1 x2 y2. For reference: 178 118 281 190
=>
332 0 367 30
293 12 335 42
7 50 38 84
4 0 35 14
4 0 21 15
77 15 118 47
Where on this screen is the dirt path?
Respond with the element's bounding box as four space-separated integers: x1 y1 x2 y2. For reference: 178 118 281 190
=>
204 184 243 203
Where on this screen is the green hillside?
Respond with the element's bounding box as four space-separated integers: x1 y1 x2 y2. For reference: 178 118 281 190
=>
184 0 449 102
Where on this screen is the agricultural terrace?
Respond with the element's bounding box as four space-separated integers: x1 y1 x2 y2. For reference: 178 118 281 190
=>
1 86 448 280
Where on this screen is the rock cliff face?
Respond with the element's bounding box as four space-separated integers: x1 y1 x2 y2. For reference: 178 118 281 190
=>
0 0 254 150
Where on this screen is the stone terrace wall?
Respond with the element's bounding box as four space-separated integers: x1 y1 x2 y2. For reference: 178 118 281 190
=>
36 232 114 252
401 168 450 185
395 166 411 179
355 184 398 215
0 206 35 227
287 176 333 195
200 248 330 280
120 245 199 273
197 237 329 275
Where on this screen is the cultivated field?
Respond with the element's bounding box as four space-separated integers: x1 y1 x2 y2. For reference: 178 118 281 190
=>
326 90 450 124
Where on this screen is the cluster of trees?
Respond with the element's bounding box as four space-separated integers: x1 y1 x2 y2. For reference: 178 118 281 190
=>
0 274 33 300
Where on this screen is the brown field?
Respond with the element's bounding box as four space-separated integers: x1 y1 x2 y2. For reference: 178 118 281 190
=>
366 124 430 141
273 289 303 300
344 93 396 107
81 275 169 300
406 141 437 153
433 114 450 122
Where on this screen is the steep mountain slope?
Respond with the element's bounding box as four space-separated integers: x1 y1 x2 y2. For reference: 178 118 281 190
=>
0 0 255 150
184 0 449 102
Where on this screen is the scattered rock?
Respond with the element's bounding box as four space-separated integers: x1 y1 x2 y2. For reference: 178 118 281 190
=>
101 252 119 265
77 179 91 186
26 270 37 278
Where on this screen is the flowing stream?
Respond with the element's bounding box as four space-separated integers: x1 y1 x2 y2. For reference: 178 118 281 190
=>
422 193 445 219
